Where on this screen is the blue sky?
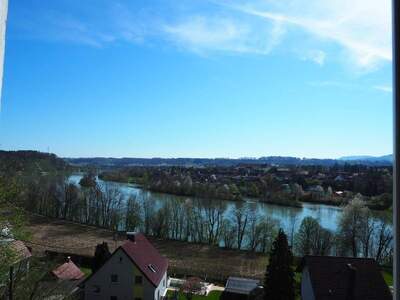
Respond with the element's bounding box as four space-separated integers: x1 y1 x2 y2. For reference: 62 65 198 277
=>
0 0 393 158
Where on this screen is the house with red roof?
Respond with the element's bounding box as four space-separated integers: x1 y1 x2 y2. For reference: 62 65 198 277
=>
298 256 392 300
31 257 85 300
82 232 168 300
52 257 85 281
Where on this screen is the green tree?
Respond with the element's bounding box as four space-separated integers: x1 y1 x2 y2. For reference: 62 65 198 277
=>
264 229 295 300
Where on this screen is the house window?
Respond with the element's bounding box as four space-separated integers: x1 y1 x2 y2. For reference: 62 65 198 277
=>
135 275 143 284
119 256 123 263
111 274 119 283
110 297 118 300
134 298 141 300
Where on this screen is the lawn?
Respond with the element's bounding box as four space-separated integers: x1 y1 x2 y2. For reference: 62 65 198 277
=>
80 267 92 277
382 270 393 287
166 290 222 300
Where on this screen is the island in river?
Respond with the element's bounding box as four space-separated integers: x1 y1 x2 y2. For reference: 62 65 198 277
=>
98 163 393 210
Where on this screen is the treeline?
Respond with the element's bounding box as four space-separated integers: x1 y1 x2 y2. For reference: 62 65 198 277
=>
7 173 392 265
100 164 393 210
66 155 392 168
0 150 68 175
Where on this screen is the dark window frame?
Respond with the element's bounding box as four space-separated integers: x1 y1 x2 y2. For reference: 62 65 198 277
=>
135 275 143 284
111 274 119 283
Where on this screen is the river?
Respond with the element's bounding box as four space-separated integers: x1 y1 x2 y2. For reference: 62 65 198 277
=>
68 174 344 232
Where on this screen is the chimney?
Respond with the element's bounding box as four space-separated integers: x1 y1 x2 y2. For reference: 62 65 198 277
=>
126 232 136 242
66 256 71 263
345 263 357 300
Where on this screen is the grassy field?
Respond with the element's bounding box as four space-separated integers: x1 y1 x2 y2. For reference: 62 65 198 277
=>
25 214 267 283
166 290 222 300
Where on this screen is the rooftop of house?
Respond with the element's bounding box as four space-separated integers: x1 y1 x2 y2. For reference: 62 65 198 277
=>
9 240 32 263
121 232 168 287
52 257 85 281
299 255 392 300
224 277 260 295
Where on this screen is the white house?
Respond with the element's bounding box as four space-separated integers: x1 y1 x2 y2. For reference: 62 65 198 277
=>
82 233 168 300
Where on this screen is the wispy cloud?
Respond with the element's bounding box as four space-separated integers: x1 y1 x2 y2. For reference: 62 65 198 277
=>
308 81 393 94
221 0 392 70
9 0 392 71
301 50 326 65
162 16 283 55
374 85 393 93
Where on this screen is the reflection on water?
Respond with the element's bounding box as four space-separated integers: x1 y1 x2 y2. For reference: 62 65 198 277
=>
68 174 344 232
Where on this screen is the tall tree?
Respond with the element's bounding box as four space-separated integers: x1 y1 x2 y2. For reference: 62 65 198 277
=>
92 242 111 273
232 203 249 250
264 229 295 300
125 195 142 232
294 216 332 256
337 196 370 257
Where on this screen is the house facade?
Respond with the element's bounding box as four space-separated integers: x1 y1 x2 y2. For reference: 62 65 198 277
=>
82 233 168 300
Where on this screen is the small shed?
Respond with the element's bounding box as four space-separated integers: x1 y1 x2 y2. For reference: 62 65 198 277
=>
52 257 85 281
221 277 262 300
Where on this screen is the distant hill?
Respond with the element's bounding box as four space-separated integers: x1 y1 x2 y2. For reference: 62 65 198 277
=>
0 150 68 174
65 154 393 168
339 154 393 163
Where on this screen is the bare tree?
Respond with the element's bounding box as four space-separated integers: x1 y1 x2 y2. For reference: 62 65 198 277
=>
259 217 280 253
125 195 142 232
141 192 155 235
232 203 249 250
203 199 226 245
371 217 393 264
221 218 235 249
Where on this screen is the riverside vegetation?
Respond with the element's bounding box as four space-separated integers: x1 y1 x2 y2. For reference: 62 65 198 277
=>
0 151 394 299
99 164 393 210
0 151 393 263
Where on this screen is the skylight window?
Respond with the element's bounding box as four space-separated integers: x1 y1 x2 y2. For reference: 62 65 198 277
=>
148 264 157 273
